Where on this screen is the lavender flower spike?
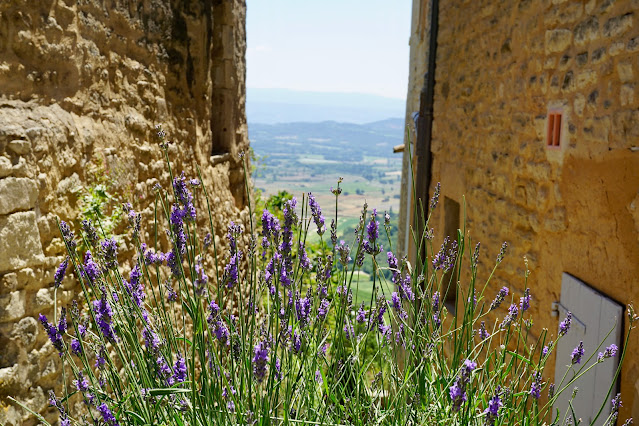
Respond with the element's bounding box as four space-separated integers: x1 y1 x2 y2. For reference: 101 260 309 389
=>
598 343 619 362
559 311 572 336
54 257 69 288
308 192 325 235
571 341 584 364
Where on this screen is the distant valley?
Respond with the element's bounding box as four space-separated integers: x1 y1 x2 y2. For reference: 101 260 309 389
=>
249 118 405 218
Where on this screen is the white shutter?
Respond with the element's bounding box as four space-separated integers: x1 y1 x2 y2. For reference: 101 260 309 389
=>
552 273 623 425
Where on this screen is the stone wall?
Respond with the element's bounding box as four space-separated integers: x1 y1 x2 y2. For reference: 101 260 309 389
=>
401 0 639 421
0 0 249 424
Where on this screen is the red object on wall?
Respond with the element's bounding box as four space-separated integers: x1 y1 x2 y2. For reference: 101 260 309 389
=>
547 112 562 148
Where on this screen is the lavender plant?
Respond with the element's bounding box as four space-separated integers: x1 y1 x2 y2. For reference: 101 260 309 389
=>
11 129 635 426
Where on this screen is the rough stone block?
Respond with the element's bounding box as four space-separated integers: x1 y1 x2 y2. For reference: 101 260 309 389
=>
620 84 635 106
545 29 573 53
608 41 625 56
617 61 634 83
603 13 633 38
11 316 38 350
34 288 54 310
0 291 25 321
0 211 44 272
0 157 11 178
0 177 38 215
1 273 18 290
576 69 597 89
7 140 31 155
574 16 599 45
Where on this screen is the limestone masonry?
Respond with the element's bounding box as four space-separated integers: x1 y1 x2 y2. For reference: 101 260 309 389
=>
0 1 248 424
401 0 639 421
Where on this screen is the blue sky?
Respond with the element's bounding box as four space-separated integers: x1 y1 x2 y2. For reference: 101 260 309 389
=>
246 1 412 100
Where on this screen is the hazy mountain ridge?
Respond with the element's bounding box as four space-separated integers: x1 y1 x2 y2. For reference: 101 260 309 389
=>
247 88 406 124
249 118 405 160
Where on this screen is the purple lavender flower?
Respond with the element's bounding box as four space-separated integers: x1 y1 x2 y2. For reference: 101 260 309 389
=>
173 354 187 384
224 223 243 288
356 302 368 324
391 292 401 311
471 242 481 268
54 257 69 288
100 237 118 269
59 221 77 251
71 338 82 356
432 237 450 270
432 291 441 329
80 250 100 284
449 383 467 411
295 295 312 327
449 359 476 411
430 182 441 209
194 258 208 296
48 390 70 424
490 287 509 311
364 209 381 255
598 343 619 362
612 393 622 413
399 275 414 302
214 320 230 345
337 240 351 265
542 341 553 357
500 304 518 329
571 341 584 364
98 402 119 425
330 219 337 246
82 219 100 247
387 251 399 282
253 340 270 383
125 263 145 308
484 388 502 426
274 357 282 380
157 355 173 385
559 312 572 336
548 383 555 399
74 371 90 392
173 172 196 221
280 198 297 255
95 346 107 369
143 327 161 352
93 289 116 342
520 288 531 312
344 322 356 340
315 370 323 384
203 232 213 249
261 209 280 254
479 321 489 340
166 282 177 302
208 300 220 324
166 249 181 278
308 192 325 235
496 241 508 263
170 205 188 255
298 243 311 270
39 310 65 354
224 252 240 288
530 371 542 399
317 299 331 321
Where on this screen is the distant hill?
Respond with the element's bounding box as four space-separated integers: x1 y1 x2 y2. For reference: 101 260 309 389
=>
247 88 406 124
249 118 405 161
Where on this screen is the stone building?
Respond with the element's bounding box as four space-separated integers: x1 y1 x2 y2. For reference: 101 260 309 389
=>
399 0 639 422
0 1 248 424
